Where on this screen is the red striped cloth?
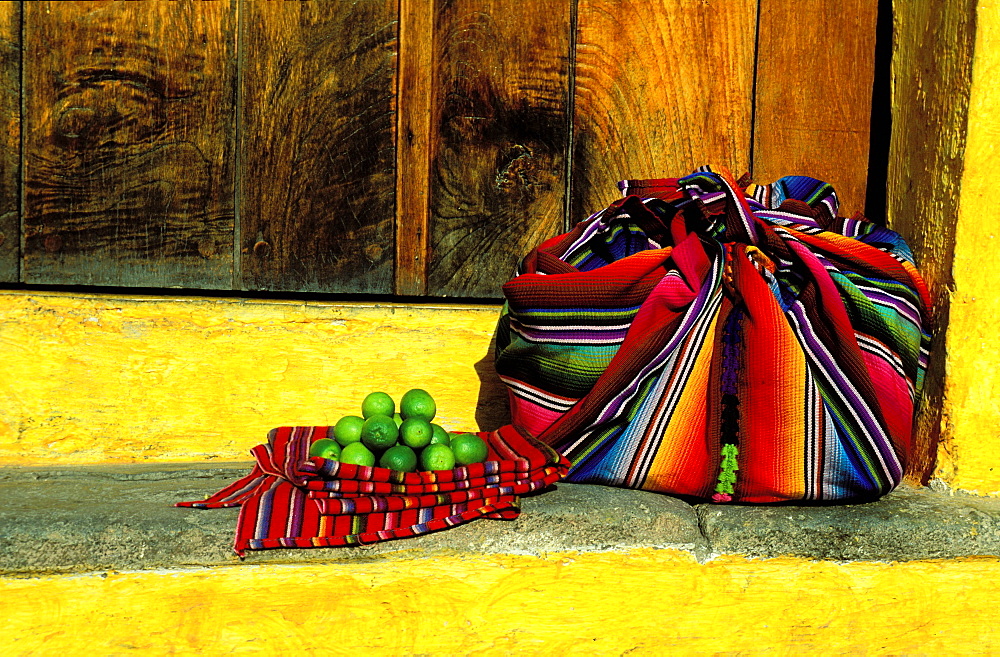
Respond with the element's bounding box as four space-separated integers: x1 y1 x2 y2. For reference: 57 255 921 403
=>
177 424 568 555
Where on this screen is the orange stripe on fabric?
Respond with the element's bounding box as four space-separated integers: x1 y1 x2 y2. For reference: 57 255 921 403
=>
641 310 720 497
732 246 807 502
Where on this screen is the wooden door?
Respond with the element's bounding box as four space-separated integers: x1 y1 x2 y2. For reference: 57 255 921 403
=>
4 0 881 299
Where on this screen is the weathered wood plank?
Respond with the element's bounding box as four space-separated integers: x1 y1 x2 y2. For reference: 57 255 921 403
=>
22 1 237 288
0 1 19 283
752 0 878 215
394 0 435 296
571 0 757 221
239 0 397 294
887 0 978 484
427 0 572 298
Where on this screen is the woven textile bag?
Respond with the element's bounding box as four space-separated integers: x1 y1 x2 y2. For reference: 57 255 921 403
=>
495 167 931 503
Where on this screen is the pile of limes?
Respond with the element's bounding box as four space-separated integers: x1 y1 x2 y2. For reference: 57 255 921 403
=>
309 388 489 472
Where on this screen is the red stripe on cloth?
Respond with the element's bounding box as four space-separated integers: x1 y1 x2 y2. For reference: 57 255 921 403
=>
179 424 569 556
311 468 563 515
304 469 534 495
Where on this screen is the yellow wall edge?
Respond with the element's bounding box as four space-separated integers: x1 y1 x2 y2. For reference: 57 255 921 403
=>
0 291 506 465
940 0 1000 494
3 548 998 655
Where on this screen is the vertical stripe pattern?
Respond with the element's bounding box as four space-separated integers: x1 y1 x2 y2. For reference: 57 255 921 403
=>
496 168 931 503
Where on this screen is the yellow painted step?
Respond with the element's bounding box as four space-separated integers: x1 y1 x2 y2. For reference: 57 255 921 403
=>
2 550 999 654
0 292 506 464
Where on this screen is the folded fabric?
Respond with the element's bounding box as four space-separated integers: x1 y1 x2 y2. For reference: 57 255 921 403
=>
303 469 546 496
178 424 568 555
495 167 931 504
310 479 559 515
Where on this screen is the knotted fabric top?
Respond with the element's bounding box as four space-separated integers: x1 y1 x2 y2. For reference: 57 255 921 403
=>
496 167 931 503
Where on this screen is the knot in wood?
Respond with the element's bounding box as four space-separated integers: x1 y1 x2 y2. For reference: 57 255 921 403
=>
364 243 384 263
43 234 63 253
197 239 217 259
57 107 97 140
253 240 272 258
494 145 537 195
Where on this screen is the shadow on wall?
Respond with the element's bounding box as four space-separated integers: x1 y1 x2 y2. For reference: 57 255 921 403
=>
473 330 511 432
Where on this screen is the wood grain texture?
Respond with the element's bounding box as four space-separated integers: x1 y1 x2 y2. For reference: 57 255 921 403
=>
22 1 236 288
428 0 571 298
571 0 756 221
394 0 435 296
0 2 17 283
887 0 978 485
239 0 397 294
752 0 877 215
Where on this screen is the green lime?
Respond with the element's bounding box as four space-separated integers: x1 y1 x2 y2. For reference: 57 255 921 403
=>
393 412 403 428
379 444 418 472
399 418 433 450
361 391 395 419
429 423 450 446
333 415 365 446
340 442 376 467
450 434 488 465
400 388 436 422
420 443 456 471
361 415 399 451
309 438 341 460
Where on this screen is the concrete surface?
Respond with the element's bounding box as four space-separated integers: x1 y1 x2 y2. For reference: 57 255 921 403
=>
697 485 1000 560
1 462 999 576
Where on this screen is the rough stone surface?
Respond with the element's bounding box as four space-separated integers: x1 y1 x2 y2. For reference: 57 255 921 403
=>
0 464 705 575
2 464 999 575
0 463 246 575
695 485 1000 561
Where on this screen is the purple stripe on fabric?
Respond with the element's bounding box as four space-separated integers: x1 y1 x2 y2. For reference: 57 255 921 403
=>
286 484 306 539
511 331 629 345
255 478 282 541
756 211 822 229
561 211 614 260
221 477 267 506
785 302 901 482
720 176 760 245
853 287 923 326
592 251 723 427
619 303 718 487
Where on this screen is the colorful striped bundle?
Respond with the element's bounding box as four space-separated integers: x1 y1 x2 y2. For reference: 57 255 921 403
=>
178 425 568 555
496 167 931 503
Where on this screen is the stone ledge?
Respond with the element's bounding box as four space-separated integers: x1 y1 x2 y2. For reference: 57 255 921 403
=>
1 463 998 576
697 485 1000 561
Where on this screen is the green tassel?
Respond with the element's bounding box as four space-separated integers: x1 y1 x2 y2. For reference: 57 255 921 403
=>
713 444 740 500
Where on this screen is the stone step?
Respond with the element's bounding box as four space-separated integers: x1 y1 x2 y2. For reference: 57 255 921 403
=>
2 463 998 576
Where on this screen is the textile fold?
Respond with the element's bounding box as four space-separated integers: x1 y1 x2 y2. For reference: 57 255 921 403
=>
496 167 931 503
178 424 568 555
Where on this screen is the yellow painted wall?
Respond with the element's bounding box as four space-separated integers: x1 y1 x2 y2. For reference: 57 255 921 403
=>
939 0 1000 494
2 549 998 655
3 6 999 657
0 292 505 464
